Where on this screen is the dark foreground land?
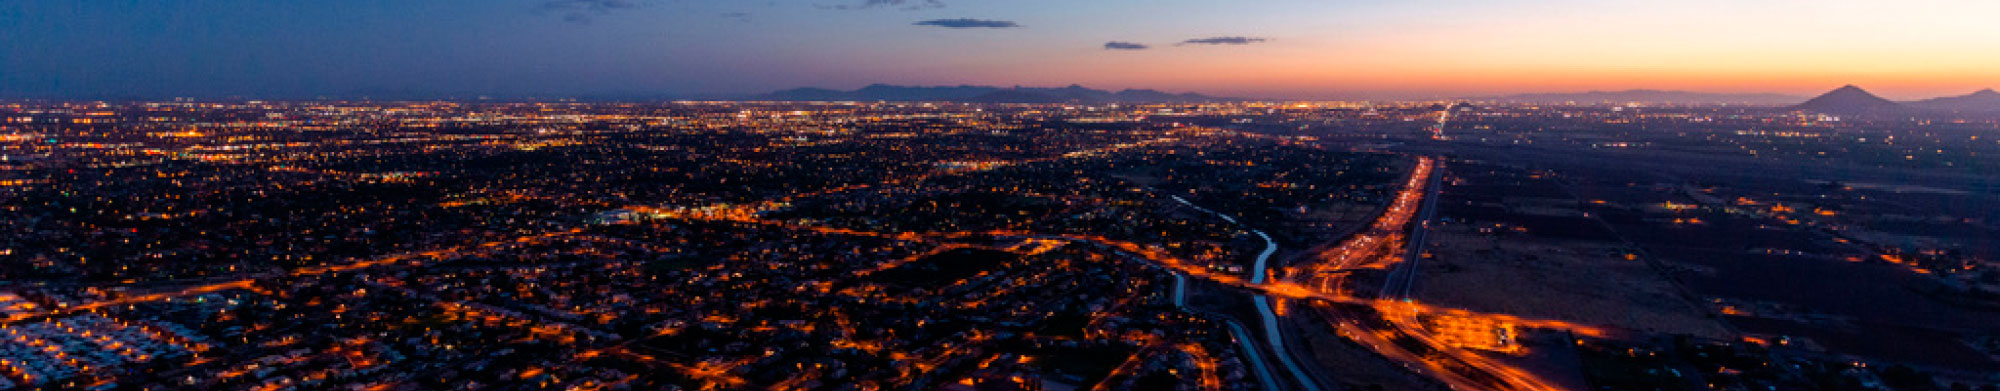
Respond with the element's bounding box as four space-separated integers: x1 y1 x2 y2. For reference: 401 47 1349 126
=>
1 100 1996 391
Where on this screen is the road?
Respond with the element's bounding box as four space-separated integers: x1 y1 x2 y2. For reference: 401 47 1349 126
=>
1291 155 1573 389
1 228 590 326
1378 159 1445 300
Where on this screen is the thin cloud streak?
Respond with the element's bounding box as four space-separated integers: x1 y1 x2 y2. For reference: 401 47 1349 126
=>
1178 36 1268 46
1104 41 1149 50
913 18 1021 28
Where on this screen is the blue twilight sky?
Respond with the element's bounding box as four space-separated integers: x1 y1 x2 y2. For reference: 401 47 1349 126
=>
5 0 2000 99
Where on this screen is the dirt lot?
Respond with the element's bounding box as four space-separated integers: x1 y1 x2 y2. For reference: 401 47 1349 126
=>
1411 224 1735 339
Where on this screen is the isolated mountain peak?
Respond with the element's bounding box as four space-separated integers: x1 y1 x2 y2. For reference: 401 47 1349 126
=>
1828 85 1872 95
1794 85 1908 115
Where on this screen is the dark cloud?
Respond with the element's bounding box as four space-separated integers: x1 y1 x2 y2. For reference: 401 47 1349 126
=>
825 0 945 10
1178 36 1269 46
537 0 646 23
721 12 752 22
1103 41 1149 50
913 18 1020 28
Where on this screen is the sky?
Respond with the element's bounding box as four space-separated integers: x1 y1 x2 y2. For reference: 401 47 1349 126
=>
4 0 1999 100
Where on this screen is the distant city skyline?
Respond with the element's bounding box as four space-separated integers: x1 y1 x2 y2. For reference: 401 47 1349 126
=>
5 0 1999 100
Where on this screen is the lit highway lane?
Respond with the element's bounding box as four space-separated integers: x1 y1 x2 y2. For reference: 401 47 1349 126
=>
1300 156 1575 391
1172 195 1324 391
1379 161 1445 300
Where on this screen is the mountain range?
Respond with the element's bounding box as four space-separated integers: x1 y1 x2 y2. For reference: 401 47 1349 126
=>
1908 88 2000 112
749 83 2000 115
753 84 1232 103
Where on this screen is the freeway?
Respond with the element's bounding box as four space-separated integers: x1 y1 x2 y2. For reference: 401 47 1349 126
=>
1379 158 1446 300
1293 113 1576 390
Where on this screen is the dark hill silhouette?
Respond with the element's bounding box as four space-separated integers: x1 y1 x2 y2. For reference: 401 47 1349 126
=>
1493 89 1802 105
1793 85 1911 116
1111 89 1217 102
755 84 1231 103
1908 88 2000 112
967 89 1072 103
